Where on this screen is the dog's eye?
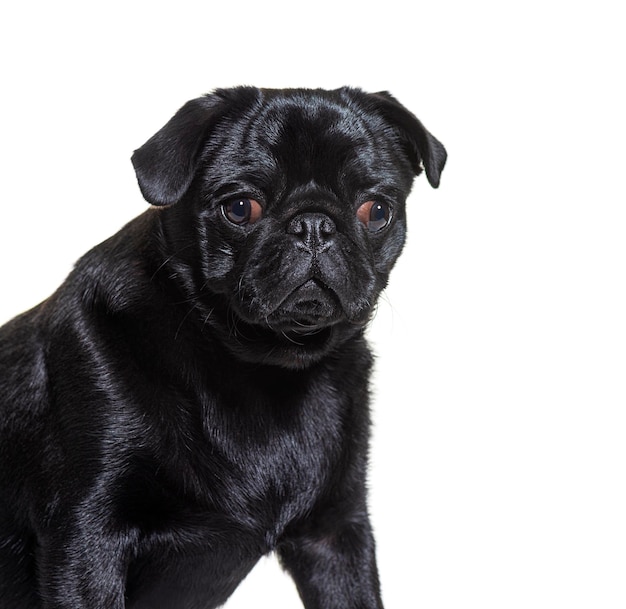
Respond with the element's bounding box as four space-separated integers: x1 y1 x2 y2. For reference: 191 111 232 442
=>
357 200 391 233
223 198 263 226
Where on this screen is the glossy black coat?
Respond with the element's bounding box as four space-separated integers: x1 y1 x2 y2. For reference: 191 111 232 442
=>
0 87 446 608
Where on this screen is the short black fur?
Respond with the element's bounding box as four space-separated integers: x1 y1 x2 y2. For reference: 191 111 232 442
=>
0 87 446 608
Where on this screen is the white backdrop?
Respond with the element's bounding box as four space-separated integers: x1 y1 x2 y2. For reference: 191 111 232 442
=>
1 1 624 607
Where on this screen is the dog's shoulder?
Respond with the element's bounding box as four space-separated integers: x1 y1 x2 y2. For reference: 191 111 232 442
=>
0 307 48 413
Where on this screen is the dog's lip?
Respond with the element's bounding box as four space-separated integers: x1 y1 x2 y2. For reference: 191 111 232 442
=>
270 278 341 326
277 324 334 348
264 312 337 339
279 318 331 334
226 312 335 351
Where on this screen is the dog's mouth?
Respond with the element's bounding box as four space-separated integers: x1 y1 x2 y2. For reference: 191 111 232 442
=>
276 322 334 348
219 279 357 368
264 279 344 340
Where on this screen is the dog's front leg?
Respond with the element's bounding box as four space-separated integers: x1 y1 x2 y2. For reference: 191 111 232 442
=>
278 513 384 609
36 523 130 609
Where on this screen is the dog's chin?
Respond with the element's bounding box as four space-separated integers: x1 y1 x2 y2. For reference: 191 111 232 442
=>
224 318 341 370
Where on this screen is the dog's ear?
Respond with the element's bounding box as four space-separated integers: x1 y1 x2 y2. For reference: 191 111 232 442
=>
132 88 259 206
367 91 447 188
131 95 222 206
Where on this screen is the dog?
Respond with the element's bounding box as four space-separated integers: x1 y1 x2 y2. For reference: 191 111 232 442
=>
0 87 446 608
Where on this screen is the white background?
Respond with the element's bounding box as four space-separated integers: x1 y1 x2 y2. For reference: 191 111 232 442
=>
1 1 625 607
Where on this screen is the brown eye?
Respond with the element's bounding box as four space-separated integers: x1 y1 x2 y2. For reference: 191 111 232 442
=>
223 198 263 226
357 200 391 232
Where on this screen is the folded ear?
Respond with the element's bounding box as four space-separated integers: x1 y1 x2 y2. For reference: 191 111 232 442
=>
368 91 447 188
131 94 236 206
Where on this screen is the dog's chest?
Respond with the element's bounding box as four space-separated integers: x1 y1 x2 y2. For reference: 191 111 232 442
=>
139 368 348 544
125 377 348 606
201 379 345 540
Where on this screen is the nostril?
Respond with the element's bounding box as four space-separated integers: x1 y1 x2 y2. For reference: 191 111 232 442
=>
287 217 306 237
320 217 336 237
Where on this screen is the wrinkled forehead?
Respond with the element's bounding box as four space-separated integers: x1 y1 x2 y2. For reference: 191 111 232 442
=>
254 95 371 146
246 96 387 180
203 93 407 201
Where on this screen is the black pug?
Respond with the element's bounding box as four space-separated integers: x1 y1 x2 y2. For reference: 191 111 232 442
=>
0 87 446 608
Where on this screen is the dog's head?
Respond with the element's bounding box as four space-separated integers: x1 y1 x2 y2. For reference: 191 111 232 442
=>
132 87 446 368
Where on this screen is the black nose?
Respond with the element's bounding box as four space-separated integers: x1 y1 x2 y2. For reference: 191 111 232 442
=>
287 213 336 252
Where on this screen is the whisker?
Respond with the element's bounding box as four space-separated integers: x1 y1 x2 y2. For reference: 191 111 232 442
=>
174 305 198 341
201 309 214 332
150 243 195 282
281 331 305 346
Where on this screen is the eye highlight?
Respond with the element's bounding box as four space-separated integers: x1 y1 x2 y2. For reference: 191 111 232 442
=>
357 200 391 233
223 198 263 226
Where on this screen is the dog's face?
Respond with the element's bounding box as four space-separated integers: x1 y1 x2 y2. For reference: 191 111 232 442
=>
132 87 446 368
